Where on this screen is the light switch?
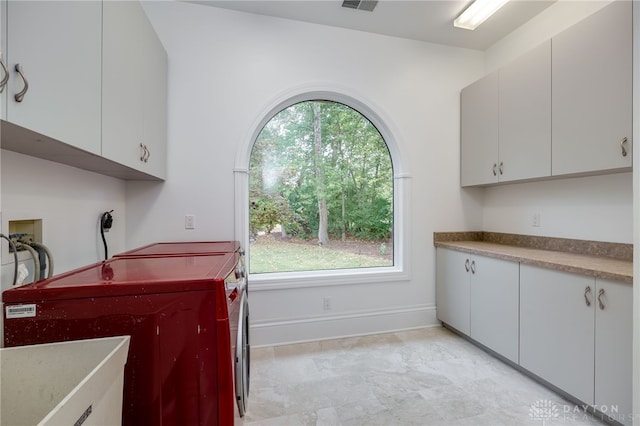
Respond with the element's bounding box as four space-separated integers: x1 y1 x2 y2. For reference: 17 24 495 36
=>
185 214 196 230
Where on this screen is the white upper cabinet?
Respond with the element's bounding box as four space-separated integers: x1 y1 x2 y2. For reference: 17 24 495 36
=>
102 1 144 173
460 1 632 187
460 41 551 187
499 40 551 182
460 72 499 186
102 1 167 180
3 1 102 154
141 21 168 181
0 0 166 180
552 1 632 176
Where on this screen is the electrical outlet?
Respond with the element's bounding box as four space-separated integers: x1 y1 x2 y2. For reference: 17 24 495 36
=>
185 214 196 230
532 213 541 228
322 297 331 311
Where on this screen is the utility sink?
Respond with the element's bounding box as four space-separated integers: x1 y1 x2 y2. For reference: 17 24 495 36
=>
0 335 130 426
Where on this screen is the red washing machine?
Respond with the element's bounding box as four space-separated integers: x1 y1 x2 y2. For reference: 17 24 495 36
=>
3 251 249 426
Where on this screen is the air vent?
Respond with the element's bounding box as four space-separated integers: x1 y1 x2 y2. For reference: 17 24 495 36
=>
342 0 378 12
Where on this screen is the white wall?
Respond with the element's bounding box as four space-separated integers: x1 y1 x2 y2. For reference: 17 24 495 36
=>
134 2 485 345
480 0 631 244
0 150 126 344
1 150 126 280
483 173 632 242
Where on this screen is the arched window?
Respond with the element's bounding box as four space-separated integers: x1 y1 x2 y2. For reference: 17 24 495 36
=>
249 100 394 274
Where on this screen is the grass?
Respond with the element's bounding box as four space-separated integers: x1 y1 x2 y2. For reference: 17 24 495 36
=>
249 236 392 273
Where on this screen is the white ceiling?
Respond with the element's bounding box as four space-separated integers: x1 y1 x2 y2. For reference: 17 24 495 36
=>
187 0 555 50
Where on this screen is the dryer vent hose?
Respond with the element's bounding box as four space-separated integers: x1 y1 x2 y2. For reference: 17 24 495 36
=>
28 241 54 279
15 242 40 284
0 234 18 286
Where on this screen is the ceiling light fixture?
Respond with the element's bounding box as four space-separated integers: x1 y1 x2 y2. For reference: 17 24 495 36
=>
454 0 510 30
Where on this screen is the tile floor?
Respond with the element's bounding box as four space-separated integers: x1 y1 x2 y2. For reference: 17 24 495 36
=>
245 326 606 426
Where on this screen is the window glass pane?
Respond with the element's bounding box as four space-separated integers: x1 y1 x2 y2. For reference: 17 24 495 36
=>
249 100 393 274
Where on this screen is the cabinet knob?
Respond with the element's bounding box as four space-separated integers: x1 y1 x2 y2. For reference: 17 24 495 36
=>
0 54 8 93
620 137 629 157
492 163 497 176
464 258 470 272
598 288 605 310
14 64 29 103
470 260 476 274
584 286 592 307
499 161 504 175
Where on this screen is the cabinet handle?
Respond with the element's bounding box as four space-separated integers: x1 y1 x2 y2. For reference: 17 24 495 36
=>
470 260 476 274
14 64 28 102
464 259 470 272
598 288 605 310
499 161 504 175
140 144 150 163
621 137 628 157
584 286 592 307
0 54 8 93
492 163 497 176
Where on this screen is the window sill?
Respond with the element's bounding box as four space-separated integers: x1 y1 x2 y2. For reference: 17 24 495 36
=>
248 266 410 291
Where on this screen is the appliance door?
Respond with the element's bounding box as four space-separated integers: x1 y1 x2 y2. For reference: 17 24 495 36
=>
235 286 250 417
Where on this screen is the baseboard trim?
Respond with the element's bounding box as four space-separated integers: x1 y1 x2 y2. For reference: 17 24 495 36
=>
250 304 438 347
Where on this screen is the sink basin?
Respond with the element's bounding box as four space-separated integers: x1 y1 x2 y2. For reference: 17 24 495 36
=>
0 335 130 426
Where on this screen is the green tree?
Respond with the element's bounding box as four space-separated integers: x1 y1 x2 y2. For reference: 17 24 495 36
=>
250 100 392 245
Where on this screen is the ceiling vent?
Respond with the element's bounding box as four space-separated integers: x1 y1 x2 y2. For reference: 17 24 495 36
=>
342 0 378 12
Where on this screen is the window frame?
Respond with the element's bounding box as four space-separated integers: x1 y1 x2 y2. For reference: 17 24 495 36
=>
234 89 411 290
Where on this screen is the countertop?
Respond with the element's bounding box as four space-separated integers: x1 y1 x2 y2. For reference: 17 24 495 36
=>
434 233 632 284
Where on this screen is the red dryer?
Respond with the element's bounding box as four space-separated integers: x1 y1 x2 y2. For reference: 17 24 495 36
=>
114 241 241 258
3 250 249 426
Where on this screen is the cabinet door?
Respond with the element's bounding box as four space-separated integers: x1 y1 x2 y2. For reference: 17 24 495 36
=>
595 279 632 425
102 1 167 179
5 1 102 154
520 265 595 404
552 1 632 176
460 72 499 187
436 248 470 335
102 0 145 172
470 256 519 363
499 40 551 182
140 11 168 180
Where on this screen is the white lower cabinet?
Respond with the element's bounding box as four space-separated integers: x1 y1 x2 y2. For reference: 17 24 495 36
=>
520 265 632 424
436 248 519 362
594 279 633 425
468 254 519 363
438 253 632 424
520 265 595 404
436 248 471 335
